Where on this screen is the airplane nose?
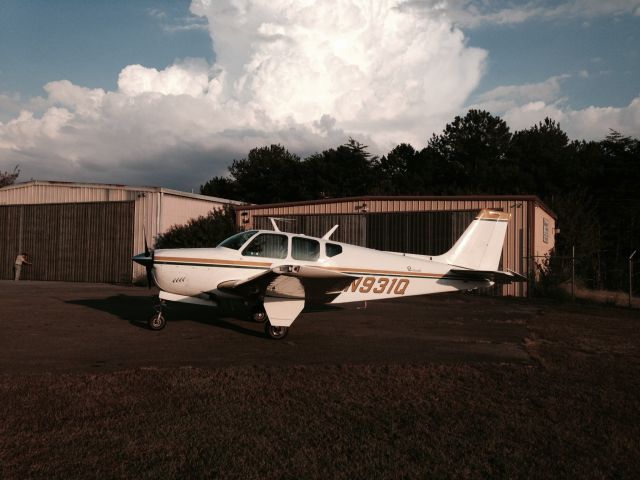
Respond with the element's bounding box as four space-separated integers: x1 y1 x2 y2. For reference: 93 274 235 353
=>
132 232 156 288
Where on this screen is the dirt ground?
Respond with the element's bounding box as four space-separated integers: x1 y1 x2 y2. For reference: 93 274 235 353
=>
0 280 531 373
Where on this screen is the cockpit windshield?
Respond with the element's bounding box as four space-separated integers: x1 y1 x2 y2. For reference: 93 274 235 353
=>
217 230 258 250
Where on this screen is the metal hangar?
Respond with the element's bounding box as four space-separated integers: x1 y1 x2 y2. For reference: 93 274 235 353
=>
235 195 557 297
0 181 242 283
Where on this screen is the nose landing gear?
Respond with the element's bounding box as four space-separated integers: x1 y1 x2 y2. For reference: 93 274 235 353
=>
148 301 167 331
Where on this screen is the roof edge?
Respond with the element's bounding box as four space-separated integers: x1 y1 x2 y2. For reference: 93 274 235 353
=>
238 195 557 219
0 180 245 205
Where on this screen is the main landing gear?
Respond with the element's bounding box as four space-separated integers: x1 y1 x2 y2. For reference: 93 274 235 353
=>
251 306 289 340
146 300 289 339
264 323 289 340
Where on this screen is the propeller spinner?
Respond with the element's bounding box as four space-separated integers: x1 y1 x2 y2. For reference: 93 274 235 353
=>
132 232 155 288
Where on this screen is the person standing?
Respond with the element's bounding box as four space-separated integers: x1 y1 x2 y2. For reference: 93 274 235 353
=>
14 252 31 281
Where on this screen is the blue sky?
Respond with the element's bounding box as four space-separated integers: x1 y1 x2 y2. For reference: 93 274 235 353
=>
0 0 639 190
0 0 212 97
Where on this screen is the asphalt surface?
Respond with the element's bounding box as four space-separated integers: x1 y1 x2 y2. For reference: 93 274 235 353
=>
0 280 533 373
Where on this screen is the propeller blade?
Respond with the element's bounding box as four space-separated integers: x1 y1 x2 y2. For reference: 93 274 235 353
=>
146 251 154 289
143 227 150 257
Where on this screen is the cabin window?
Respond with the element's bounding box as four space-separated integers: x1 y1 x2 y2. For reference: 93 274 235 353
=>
292 237 320 261
217 230 258 250
326 243 342 257
242 233 288 259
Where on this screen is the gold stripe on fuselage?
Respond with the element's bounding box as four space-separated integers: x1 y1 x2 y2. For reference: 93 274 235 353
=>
154 257 448 279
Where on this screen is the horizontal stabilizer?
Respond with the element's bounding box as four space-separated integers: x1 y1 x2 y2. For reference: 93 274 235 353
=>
449 269 527 284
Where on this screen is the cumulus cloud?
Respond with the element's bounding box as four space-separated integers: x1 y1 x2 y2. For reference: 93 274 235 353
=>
0 0 487 190
399 0 640 28
469 74 640 139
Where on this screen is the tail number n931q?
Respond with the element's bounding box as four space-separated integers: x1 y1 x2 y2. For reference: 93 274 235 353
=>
344 277 410 295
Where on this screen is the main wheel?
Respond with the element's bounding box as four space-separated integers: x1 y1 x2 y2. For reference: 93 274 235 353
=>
251 307 267 323
148 311 166 331
264 322 289 340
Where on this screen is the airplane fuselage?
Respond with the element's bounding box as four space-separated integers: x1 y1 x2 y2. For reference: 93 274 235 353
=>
152 232 489 305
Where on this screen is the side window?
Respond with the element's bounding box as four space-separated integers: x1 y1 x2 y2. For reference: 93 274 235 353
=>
292 237 320 261
242 234 288 259
326 243 342 257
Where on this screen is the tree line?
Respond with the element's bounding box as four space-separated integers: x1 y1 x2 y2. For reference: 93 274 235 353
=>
201 110 640 293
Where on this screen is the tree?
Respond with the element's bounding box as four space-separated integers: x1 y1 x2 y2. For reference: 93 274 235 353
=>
155 205 238 249
304 138 377 198
203 145 306 204
0 165 20 188
426 110 512 193
200 176 239 200
509 118 572 198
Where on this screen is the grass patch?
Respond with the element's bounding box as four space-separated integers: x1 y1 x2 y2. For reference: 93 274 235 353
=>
2 360 639 479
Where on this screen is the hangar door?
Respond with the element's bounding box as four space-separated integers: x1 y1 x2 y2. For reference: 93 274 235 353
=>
253 215 367 246
0 201 134 283
254 210 476 255
367 210 477 255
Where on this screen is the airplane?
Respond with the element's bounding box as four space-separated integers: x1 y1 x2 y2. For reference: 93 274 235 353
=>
132 209 526 339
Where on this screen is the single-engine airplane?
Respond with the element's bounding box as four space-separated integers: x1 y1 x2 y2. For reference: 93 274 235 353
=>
133 209 525 339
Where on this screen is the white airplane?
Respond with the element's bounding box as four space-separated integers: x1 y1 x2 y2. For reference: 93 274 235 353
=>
133 209 525 339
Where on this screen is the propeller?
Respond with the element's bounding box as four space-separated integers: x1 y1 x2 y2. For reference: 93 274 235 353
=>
132 228 155 288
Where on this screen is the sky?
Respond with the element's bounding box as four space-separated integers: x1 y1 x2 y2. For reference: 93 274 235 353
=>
0 0 639 191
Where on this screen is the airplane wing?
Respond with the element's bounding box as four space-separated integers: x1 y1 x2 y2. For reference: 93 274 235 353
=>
448 269 527 284
217 265 358 327
218 265 357 300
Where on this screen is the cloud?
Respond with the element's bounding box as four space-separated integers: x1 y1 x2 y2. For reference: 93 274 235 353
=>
147 6 208 33
399 0 640 28
471 75 570 112
0 0 487 190
502 97 640 140
470 74 640 140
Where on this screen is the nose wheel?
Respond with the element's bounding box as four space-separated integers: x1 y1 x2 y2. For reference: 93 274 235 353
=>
148 301 167 331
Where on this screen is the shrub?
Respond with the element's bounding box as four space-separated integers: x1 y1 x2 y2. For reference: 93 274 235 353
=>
155 205 238 249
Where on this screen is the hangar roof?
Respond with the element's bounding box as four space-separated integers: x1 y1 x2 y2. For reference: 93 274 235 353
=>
0 180 245 205
237 195 557 219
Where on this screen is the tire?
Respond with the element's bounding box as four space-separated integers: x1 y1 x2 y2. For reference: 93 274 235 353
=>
251 307 268 323
148 311 166 331
264 322 289 340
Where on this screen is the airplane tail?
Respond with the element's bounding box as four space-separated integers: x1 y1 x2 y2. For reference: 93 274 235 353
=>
436 209 510 270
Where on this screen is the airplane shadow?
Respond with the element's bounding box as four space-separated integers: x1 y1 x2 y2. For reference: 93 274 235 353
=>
66 294 265 338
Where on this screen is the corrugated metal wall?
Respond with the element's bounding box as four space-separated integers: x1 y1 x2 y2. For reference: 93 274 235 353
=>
0 202 134 283
254 215 367 246
367 211 477 255
244 198 532 296
0 183 137 204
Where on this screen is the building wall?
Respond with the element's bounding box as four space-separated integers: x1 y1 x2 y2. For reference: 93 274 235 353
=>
0 202 134 283
0 182 140 204
533 205 557 264
160 195 227 232
1 182 242 283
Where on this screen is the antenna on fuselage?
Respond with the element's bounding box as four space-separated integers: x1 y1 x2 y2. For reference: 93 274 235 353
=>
322 225 339 240
269 217 296 232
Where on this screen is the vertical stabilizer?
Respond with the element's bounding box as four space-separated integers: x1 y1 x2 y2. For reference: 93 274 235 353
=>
437 209 510 270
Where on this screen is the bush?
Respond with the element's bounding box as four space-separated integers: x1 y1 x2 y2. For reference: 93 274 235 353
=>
155 205 238 249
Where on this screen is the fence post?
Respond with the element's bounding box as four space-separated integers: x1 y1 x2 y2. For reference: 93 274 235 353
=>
572 245 575 302
630 250 637 309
